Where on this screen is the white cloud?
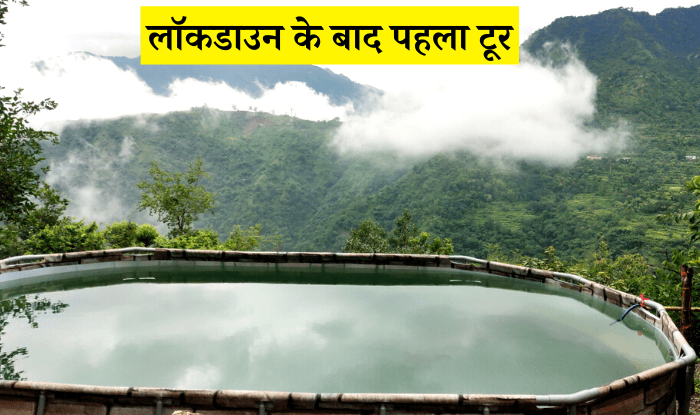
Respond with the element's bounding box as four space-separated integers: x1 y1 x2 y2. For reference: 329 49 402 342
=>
118 136 136 161
175 364 224 389
167 78 351 121
331 52 628 165
4 0 699 61
44 138 158 227
0 52 351 131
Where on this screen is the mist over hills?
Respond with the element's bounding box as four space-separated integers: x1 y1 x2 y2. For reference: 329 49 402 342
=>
42 5 700 261
100 55 378 110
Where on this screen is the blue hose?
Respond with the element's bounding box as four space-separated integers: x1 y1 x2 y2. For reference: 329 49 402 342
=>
610 303 641 326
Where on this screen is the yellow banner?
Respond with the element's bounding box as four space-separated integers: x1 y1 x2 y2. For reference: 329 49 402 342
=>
141 6 518 65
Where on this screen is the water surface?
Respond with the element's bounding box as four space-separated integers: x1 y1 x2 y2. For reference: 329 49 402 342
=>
0 265 674 395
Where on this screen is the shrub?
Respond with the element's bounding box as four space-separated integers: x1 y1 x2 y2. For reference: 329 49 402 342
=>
135 224 160 247
25 218 105 254
223 224 265 251
155 228 221 250
104 221 138 248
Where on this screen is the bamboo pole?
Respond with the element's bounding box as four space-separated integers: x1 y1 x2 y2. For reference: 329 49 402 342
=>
680 264 693 339
664 306 700 312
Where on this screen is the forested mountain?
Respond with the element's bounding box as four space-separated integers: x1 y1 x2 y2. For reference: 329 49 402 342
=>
524 6 700 132
43 5 700 262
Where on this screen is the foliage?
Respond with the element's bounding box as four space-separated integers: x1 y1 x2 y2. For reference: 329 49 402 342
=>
104 221 138 249
389 210 420 251
344 210 453 255
1 0 59 223
0 227 22 260
405 232 454 255
222 224 277 251
47 108 697 259
0 184 69 258
0 0 74 261
523 7 700 132
0 89 58 224
490 243 680 308
103 221 161 249
343 219 390 253
104 221 161 249
153 224 281 251
155 228 220 250
137 155 216 238
514 246 568 273
24 218 105 254
661 174 700 244
135 224 160 247
14 184 68 239
654 168 700 307
579 242 676 306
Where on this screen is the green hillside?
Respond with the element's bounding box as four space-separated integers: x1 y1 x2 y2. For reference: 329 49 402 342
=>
45 107 696 261
523 6 700 133
42 5 700 262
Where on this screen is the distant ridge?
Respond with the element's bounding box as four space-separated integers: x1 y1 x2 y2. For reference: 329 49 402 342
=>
523 5 700 129
525 5 700 64
98 55 378 109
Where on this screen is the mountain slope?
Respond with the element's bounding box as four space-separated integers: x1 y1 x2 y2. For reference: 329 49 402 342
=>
523 6 700 133
42 5 700 262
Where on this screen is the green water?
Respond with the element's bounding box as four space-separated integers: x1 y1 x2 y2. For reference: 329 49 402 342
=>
0 265 675 394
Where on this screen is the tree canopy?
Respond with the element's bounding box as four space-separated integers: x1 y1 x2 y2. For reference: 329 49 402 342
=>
0 88 58 223
137 156 217 237
0 0 65 259
344 210 454 255
343 219 391 253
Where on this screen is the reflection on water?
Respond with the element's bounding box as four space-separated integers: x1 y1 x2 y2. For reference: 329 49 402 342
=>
0 295 68 380
0 265 674 394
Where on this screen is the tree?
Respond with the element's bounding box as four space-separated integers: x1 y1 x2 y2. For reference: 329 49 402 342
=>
0 82 58 226
12 184 68 240
155 228 221 250
104 221 161 249
656 172 700 271
0 0 63 259
104 221 139 248
0 0 63 257
137 156 217 237
344 211 454 255
389 209 419 251
343 219 391 253
152 224 282 251
405 232 454 255
135 224 160 247
671 174 700 244
0 0 58 224
388 210 454 255
0 184 68 258
223 224 280 251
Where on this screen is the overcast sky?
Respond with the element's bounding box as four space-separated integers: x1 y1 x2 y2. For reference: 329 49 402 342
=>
3 0 697 98
2 0 698 84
